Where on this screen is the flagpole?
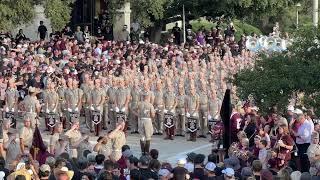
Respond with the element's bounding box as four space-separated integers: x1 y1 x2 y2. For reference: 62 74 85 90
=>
183 4 186 44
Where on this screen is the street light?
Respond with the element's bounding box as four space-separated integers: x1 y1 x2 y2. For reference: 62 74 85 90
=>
296 3 301 29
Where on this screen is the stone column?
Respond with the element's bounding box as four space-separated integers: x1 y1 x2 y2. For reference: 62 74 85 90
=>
113 2 131 40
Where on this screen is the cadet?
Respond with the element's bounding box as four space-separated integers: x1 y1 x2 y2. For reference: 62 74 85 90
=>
107 77 117 130
115 77 130 131
57 78 67 129
19 118 34 154
43 80 59 131
64 78 75 127
89 79 106 133
101 77 109 130
163 84 177 140
20 87 41 128
175 84 186 137
0 119 11 158
129 78 140 134
138 90 155 155
105 120 126 162
153 79 164 135
186 85 199 142
65 120 88 158
198 80 208 138
83 80 94 126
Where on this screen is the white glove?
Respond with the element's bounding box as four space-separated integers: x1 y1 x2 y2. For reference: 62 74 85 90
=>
192 112 198 117
164 109 168 113
110 108 113 111
53 108 56 113
170 109 175 113
46 109 50 113
90 106 94 110
5 107 9 112
115 107 119 112
11 108 14 112
186 112 190 117
121 107 125 112
68 108 72 112
208 115 212 120
96 106 100 111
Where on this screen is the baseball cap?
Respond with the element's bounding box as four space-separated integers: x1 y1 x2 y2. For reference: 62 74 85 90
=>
177 158 187 166
294 108 303 115
222 168 235 176
40 164 51 173
205 162 216 172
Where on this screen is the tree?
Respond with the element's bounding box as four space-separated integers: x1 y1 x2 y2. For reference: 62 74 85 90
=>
233 27 320 116
44 0 73 31
0 0 35 31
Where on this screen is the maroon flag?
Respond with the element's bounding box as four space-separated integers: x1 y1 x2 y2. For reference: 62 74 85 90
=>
30 125 50 165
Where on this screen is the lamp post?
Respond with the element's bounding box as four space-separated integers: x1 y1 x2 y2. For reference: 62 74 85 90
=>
313 0 319 27
296 3 301 29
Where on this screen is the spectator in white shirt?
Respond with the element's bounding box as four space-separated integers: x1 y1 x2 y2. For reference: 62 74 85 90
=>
258 140 268 169
293 109 312 173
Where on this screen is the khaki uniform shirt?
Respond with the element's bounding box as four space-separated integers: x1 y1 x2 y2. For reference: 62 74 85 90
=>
130 87 140 110
164 91 175 110
139 101 155 118
65 129 82 148
187 94 199 114
43 90 59 112
91 88 106 109
111 131 126 151
107 87 117 107
153 90 164 110
116 88 128 108
19 127 33 147
198 90 208 110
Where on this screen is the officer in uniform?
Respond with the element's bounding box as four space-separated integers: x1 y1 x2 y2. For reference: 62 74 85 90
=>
64 78 75 128
115 77 130 132
138 84 155 155
107 77 117 130
57 78 67 129
198 80 208 138
163 84 176 140
0 119 11 158
129 78 140 134
153 79 164 135
175 84 186 136
20 87 41 129
4 79 19 127
65 120 88 158
186 85 199 142
65 79 83 128
105 120 126 162
43 80 59 132
19 117 34 154
89 79 106 133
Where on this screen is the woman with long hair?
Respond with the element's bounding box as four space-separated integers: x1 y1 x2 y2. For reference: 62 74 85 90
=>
273 123 294 170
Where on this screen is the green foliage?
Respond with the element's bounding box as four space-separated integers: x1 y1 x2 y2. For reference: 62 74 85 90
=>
0 0 35 31
131 0 169 27
233 27 320 116
44 0 72 31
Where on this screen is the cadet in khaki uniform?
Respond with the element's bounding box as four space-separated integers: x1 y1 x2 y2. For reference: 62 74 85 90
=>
175 84 186 136
89 79 106 132
64 78 75 127
129 78 140 134
65 120 88 158
198 80 208 138
107 77 117 130
82 80 94 127
4 79 19 113
153 79 164 135
43 81 59 131
186 85 199 142
163 84 177 140
20 87 41 128
307 132 320 176
93 136 112 159
105 120 126 162
101 77 109 130
19 118 34 154
49 122 63 155
115 78 130 131
57 78 67 129
138 88 155 155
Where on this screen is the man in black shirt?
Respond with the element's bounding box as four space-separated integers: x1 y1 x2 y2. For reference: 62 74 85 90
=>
38 21 48 40
172 22 181 45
